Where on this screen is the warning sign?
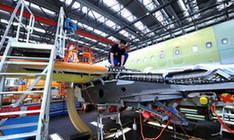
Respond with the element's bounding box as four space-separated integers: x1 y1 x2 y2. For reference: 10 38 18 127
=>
219 93 234 104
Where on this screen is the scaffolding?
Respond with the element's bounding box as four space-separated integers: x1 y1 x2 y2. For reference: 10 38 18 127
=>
0 0 66 139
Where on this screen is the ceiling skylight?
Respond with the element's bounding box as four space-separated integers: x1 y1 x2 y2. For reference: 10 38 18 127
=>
0 19 18 26
0 19 9 24
77 22 108 38
41 7 55 15
189 0 200 19
24 2 39 10
34 27 46 33
84 36 97 42
216 0 230 11
139 0 157 11
120 8 137 22
106 20 116 27
134 21 150 34
108 36 118 42
73 2 81 9
0 9 10 15
139 0 171 29
103 0 120 10
119 30 129 38
93 29 108 37
178 0 187 11
23 1 55 15
65 0 72 5
138 0 171 35
79 4 121 30
98 42 108 47
81 24 94 31
77 40 89 46
88 10 102 19
103 0 136 22
153 10 169 25
92 47 100 51
147 32 155 37
178 0 189 17
81 6 88 13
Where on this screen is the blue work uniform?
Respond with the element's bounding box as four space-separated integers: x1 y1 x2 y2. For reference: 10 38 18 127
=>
108 44 128 67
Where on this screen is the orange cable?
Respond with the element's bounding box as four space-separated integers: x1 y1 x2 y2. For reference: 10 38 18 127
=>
210 103 234 133
179 124 190 138
139 113 170 140
84 88 104 113
84 88 95 105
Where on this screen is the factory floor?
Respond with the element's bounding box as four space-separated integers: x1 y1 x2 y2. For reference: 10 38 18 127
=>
49 109 234 140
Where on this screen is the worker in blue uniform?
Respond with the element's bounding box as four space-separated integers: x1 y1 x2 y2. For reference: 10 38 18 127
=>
108 39 128 68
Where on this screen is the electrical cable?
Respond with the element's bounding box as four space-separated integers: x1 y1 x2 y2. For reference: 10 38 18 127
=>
139 113 170 140
210 103 234 133
179 124 190 138
84 88 105 113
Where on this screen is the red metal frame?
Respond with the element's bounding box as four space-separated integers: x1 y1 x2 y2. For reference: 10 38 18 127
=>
82 46 93 64
75 30 115 45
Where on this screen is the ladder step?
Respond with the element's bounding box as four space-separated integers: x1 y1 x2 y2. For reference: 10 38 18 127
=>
6 56 50 61
0 110 41 116
223 120 234 125
11 42 53 50
0 90 44 95
0 73 47 76
5 61 48 65
0 122 38 130
0 131 37 139
224 113 234 117
224 105 234 109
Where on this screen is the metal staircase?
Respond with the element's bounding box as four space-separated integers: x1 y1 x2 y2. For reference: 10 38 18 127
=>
0 0 66 139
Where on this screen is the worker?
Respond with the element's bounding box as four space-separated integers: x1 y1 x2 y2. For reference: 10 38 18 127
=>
67 45 78 63
18 79 26 91
108 39 129 68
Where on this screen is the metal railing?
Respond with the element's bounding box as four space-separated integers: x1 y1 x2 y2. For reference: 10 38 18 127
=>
0 0 35 50
54 7 66 58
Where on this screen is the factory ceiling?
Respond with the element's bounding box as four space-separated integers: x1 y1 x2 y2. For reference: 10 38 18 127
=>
0 0 234 60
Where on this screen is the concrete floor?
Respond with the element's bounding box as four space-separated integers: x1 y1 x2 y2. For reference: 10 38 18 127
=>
49 109 234 140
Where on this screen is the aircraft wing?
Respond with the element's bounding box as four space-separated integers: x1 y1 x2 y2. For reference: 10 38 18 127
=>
5 58 109 83
82 64 234 103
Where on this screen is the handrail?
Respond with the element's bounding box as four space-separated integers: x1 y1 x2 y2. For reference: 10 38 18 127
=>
54 7 66 58
0 0 35 50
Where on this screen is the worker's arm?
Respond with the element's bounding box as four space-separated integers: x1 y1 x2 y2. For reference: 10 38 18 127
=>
120 55 125 68
110 52 115 67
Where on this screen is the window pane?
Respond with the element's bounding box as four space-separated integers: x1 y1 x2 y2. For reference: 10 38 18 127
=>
160 54 164 59
192 45 198 52
206 42 213 48
221 38 228 45
175 50 180 55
